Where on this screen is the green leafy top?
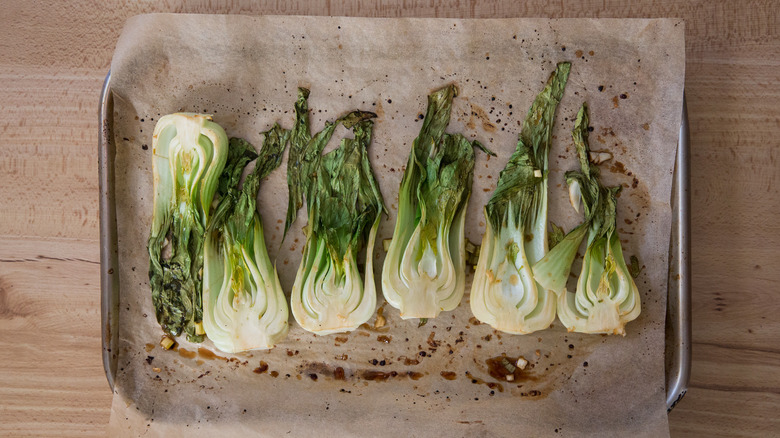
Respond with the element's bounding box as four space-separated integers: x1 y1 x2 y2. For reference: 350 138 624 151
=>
210 125 289 244
407 85 493 251
565 103 621 245
532 102 623 296
485 62 571 232
308 117 386 278
284 89 314 240
552 103 641 334
284 88 377 241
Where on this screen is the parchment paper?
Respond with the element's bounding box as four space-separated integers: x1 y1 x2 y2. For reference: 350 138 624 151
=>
107 14 684 437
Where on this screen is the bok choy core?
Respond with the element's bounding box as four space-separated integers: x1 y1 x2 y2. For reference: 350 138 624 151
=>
287 89 385 335
148 113 228 342
382 85 493 319
202 126 290 353
470 62 571 334
534 103 641 335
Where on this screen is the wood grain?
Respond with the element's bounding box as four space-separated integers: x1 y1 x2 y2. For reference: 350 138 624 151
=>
1 1 778 436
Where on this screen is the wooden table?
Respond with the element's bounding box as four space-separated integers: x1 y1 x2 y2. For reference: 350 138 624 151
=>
1 1 777 436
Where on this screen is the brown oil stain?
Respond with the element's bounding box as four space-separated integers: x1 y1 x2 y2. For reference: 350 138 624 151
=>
145 343 155 352
610 161 627 174
374 100 385 120
468 104 496 132
589 50 595 56
466 371 504 393
575 50 583 58
427 332 440 348
178 348 196 359
377 335 392 344
198 347 229 362
362 370 397 381
399 356 420 366
612 96 620 108
253 361 269 374
642 123 650 131
440 371 457 380
409 371 424 380
298 361 425 383
334 336 348 345
361 370 423 381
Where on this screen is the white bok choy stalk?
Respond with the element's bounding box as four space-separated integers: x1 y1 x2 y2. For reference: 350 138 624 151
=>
202 127 290 352
287 91 385 335
148 113 228 342
382 85 493 320
470 62 571 334
534 103 641 335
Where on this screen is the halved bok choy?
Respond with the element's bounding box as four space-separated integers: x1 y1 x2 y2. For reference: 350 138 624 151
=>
202 126 290 352
470 62 571 334
148 113 228 342
287 89 385 335
533 103 641 335
382 84 493 320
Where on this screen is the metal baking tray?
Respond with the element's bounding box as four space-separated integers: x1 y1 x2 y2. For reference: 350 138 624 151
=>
98 71 691 411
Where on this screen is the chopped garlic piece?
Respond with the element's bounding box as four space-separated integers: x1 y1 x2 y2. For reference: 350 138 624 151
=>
160 335 176 350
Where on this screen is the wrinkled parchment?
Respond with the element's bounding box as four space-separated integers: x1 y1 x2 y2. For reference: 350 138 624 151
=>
107 14 684 437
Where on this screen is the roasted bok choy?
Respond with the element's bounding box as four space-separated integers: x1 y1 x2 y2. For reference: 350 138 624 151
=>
287 89 385 335
202 127 290 353
148 113 228 341
533 103 641 335
470 62 571 334
382 85 492 319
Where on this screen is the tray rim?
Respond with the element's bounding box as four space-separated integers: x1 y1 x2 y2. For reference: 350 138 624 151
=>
98 71 691 411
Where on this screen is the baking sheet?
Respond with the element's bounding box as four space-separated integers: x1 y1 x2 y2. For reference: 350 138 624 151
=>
106 15 685 437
